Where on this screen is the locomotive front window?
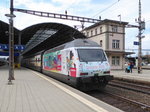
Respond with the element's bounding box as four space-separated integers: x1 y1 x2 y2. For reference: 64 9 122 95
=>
77 49 106 62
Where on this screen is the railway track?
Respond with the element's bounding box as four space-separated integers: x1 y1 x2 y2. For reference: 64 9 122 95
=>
105 91 150 111
87 90 150 112
142 67 150 70
142 68 150 70
134 67 150 70
86 79 150 112
108 80 150 95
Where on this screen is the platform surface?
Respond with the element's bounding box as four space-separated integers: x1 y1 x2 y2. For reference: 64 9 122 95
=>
0 66 122 112
111 69 150 83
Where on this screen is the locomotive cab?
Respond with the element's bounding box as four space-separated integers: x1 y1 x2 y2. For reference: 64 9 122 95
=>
70 47 113 90
63 39 113 90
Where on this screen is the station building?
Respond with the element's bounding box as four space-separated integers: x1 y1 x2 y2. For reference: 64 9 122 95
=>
82 19 131 70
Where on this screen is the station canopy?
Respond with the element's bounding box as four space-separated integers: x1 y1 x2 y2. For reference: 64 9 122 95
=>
0 20 19 44
0 20 86 56
21 22 86 56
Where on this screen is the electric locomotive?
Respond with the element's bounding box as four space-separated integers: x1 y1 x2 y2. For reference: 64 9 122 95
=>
22 39 113 91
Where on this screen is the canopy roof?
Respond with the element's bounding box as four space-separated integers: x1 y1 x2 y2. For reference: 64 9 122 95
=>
21 22 86 56
0 20 86 56
0 20 19 44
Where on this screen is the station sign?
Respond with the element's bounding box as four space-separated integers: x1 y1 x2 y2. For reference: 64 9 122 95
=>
0 44 25 50
133 41 139 45
0 51 20 56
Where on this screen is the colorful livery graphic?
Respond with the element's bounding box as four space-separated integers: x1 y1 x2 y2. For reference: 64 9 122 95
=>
22 39 113 91
43 51 62 72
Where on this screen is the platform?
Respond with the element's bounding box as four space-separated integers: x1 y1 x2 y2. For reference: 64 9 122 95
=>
111 69 150 84
0 66 122 112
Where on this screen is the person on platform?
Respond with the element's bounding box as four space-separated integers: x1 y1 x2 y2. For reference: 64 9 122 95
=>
125 63 130 73
130 62 134 73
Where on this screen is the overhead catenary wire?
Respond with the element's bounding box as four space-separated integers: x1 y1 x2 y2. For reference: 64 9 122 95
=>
92 0 121 18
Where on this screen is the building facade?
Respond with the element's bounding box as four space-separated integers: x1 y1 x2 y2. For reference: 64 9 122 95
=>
82 19 128 70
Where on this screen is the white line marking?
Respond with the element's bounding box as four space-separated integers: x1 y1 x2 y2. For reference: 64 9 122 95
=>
31 70 109 112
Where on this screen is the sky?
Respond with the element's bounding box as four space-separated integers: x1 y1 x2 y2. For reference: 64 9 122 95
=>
0 0 150 56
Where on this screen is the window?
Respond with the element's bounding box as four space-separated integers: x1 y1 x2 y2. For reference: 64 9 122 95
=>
91 30 93 36
87 32 89 37
112 56 120 66
95 28 97 35
111 25 118 32
100 26 102 33
112 40 120 49
100 40 102 47
77 49 106 62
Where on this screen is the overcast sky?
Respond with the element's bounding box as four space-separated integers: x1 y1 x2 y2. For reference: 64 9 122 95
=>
0 0 150 52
